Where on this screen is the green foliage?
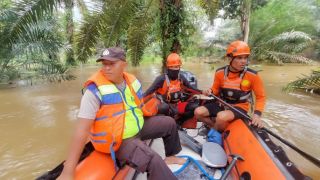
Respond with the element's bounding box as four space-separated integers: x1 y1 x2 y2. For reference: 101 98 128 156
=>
210 19 242 45
36 60 76 82
99 0 138 47
197 0 220 23
75 11 104 63
283 68 320 94
219 0 268 19
127 1 153 66
0 1 70 83
249 0 317 64
76 0 139 63
158 0 197 70
0 66 20 82
9 0 62 41
12 16 63 57
159 0 184 57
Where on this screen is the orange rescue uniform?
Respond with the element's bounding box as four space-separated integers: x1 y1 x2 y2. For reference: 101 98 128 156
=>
211 66 266 115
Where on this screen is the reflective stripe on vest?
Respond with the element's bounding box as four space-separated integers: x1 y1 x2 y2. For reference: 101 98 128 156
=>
94 81 143 139
118 82 144 139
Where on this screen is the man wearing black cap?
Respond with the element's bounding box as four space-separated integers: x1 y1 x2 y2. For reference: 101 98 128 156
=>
58 47 184 180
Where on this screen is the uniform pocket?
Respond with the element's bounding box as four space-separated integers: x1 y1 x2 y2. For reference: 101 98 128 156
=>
129 144 154 172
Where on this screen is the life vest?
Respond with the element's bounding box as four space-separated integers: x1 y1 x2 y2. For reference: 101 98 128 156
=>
157 74 183 103
142 93 160 116
220 66 252 104
84 70 145 154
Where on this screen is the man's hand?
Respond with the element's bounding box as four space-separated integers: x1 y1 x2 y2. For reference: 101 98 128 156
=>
202 89 212 96
249 114 263 128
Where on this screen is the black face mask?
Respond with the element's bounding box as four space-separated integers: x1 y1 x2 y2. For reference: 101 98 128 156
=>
167 69 180 80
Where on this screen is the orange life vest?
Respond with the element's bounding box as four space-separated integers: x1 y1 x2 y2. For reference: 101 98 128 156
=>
157 74 183 103
220 66 252 104
142 93 160 116
84 70 145 154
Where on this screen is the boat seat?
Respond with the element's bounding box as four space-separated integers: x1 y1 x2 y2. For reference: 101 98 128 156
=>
202 142 227 168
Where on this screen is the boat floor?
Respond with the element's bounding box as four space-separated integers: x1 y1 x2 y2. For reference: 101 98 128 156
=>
134 123 224 180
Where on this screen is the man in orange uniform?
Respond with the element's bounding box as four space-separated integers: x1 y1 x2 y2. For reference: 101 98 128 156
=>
58 47 184 180
194 41 266 131
143 53 202 124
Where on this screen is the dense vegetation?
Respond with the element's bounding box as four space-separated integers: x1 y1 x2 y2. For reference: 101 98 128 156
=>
0 0 319 93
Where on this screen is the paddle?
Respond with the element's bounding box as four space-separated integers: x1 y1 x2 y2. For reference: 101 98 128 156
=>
206 93 320 168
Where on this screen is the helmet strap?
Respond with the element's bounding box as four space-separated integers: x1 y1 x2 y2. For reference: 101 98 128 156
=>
229 56 237 71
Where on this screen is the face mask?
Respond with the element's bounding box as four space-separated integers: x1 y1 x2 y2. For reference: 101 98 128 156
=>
167 69 180 80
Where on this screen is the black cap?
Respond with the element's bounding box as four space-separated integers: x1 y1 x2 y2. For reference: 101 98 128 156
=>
96 47 126 62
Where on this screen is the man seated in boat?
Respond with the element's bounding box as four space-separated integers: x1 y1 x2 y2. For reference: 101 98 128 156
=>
143 52 203 125
194 40 266 132
58 47 185 180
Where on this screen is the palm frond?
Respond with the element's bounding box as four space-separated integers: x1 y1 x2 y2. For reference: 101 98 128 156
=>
265 51 313 64
9 0 63 41
251 31 314 64
127 1 153 66
267 31 313 53
75 12 104 62
100 0 138 46
75 0 88 15
283 69 320 94
76 0 138 62
12 16 63 57
36 60 75 82
268 31 312 44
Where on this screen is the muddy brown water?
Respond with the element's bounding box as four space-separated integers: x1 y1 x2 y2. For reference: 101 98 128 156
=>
0 62 319 179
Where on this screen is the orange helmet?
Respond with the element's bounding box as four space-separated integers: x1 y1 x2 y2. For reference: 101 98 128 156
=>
226 41 250 57
166 53 182 67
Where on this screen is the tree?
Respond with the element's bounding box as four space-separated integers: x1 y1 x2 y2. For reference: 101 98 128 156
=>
0 1 71 83
76 0 199 68
219 0 268 42
249 0 317 64
9 0 88 66
159 0 190 69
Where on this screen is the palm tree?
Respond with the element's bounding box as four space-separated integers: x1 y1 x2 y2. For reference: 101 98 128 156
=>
9 0 88 66
250 31 314 64
249 0 317 64
76 0 221 68
0 1 73 83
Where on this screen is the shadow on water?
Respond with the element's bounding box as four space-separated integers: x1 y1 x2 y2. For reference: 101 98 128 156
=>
0 62 319 179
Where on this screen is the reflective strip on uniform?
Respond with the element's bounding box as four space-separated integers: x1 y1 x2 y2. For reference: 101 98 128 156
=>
131 79 142 92
122 85 144 139
239 92 251 100
101 93 123 105
98 84 119 95
95 115 108 121
90 132 107 136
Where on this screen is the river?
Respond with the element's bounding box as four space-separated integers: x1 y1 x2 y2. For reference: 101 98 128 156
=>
0 62 319 179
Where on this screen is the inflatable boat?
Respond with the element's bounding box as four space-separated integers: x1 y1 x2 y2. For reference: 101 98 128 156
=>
37 118 310 180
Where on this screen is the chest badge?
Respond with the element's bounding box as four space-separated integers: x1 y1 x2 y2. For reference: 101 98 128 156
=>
241 80 250 87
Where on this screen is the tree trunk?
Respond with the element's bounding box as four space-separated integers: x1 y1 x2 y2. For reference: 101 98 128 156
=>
159 0 183 72
241 0 251 43
65 0 76 66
